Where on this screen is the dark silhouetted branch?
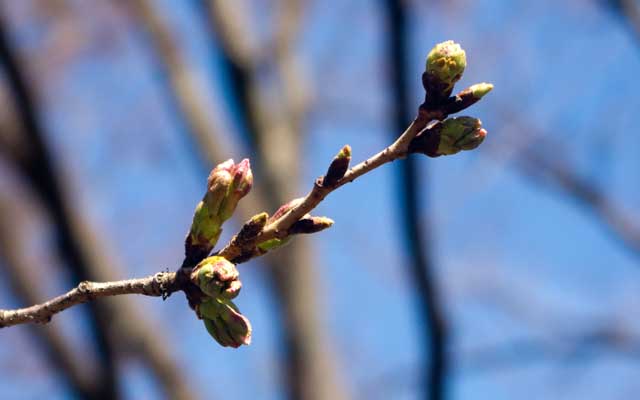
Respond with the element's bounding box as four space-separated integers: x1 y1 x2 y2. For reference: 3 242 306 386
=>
605 0 640 47
0 10 195 400
384 1 448 399
0 15 120 399
0 196 98 398
520 150 640 257
205 2 348 399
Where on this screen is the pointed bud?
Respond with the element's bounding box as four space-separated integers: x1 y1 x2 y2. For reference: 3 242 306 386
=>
185 159 253 264
268 197 304 224
236 212 268 243
424 40 467 102
200 298 252 348
191 256 241 299
218 159 253 221
409 117 486 157
469 83 493 100
206 159 235 208
288 215 334 235
322 145 351 186
438 83 495 116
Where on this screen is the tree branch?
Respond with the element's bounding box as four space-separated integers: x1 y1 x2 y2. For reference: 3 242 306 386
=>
217 97 470 264
0 8 195 399
0 72 483 341
205 3 350 399
0 273 181 328
520 150 640 258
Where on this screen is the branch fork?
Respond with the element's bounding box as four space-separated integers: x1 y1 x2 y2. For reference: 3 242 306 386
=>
0 40 494 348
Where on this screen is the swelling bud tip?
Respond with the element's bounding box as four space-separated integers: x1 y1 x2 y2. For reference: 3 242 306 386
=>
424 40 467 100
191 256 242 299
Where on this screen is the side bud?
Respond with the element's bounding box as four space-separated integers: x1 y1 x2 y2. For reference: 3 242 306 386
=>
289 215 334 235
322 145 351 186
191 256 242 299
268 197 304 224
200 298 252 348
424 40 467 102
469 83 493 100
409 117 486 157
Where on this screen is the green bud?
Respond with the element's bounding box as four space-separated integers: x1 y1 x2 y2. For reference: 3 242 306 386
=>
201 298 252 348
426 40 466 85
186 201 223 257
185 159 253 263
191 256 241 299
408 117 487 157
257 237 291 252
469 82 493 100
424 40 467 101
438 117 486 155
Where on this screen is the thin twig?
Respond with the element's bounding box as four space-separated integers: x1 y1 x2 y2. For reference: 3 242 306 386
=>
205 3 350 399
0 272 181 328
217 100 465 263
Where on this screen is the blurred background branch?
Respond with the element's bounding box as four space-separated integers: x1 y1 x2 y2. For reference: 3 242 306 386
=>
205 2 346 399
0 16 120 398
604 0 640 46
1 1 639 399
0 8 194 400
383 1 448 399
0 194 97 398
520 148 640 258
128 0 346 398
490 111 640 258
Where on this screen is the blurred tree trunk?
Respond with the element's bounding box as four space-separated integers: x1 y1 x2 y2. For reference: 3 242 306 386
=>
205 2 347 399
0 195 98 399
383 1 449 399
0 11 195 400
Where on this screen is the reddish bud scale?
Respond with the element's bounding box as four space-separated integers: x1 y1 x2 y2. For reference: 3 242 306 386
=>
322 145 352 186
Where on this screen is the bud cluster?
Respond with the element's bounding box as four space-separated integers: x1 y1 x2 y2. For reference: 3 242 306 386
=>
191 256 252 348
415 41 493 157
185 159 253 264
409 116 487 157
